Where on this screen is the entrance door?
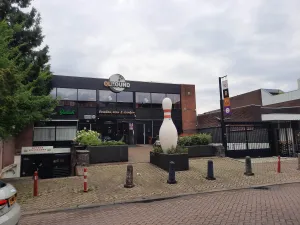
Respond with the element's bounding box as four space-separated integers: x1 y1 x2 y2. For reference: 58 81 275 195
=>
136 121 152 144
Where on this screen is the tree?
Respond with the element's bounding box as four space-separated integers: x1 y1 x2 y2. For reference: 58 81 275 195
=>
0 21 57 140
0 0 52 95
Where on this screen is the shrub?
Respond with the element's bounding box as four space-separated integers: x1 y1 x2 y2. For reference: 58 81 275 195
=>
178 133 212 146
152 145 188 154
75 130 101 146
74 130 125 146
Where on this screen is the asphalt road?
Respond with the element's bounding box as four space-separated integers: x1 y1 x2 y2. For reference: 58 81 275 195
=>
20 182 300 225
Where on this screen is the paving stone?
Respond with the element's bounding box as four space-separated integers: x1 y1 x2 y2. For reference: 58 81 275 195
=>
8 155 300 214
19 183 300 225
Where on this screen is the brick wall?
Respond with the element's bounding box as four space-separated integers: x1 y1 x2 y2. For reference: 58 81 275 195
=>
0 138 15 170
15 125 33 154
229 89 262 108
181 84 197 134
197 105 262 129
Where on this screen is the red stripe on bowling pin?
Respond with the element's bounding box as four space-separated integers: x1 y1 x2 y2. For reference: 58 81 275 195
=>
83 168 88 192
164 109 171 118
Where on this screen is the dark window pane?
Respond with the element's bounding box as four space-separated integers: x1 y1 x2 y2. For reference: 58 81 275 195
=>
99 90 116 102
59 100 77 106
78 101 97 107
50 88 56 98
78 89 96 101
117 92 133 102
167 94 181 109
136 92 151 103
116 103 134 110
99 102 116 109
57 88 77 100
151 93 166 104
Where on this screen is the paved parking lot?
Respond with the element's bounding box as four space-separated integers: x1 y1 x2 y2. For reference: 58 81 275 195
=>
7 155 300 215
20 182 300 225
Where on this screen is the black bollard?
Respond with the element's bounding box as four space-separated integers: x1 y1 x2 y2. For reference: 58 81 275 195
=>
206 160 216 180
124 164 135 188
167 161 177 184
244 156 254 176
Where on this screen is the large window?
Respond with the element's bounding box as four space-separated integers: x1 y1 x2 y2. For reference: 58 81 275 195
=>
167 94 181 109
50 88 56 99
33 127 55 141
57 88 77 106
56 126 77 141
99 90 116 102
33 126 77 141
117 92 133 102
78 89 96 101
151 93 166 108
57 88 77 100
136 92 151 108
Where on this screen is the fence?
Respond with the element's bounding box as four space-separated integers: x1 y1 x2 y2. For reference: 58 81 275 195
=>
198 121 299 158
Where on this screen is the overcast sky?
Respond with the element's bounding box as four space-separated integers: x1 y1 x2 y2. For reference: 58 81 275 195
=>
32 0 300 113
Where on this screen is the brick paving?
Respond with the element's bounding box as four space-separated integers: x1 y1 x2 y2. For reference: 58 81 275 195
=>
20 182 300 225
7 153 300 215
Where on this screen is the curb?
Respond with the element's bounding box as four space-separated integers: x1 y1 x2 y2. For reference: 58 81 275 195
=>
21 181 300 217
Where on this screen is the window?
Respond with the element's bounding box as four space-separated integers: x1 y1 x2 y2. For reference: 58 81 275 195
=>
33 127 55 141
78 89 96 101
136 92 151 108
167 94 181 109
56 126 77 141
50 88 56 98
99 90 116 102
151 93 166 108
117 92 133 102
57 88 77 100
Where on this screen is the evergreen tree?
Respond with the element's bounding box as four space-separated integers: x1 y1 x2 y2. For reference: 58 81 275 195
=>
0 0 52 95
0 21 57 140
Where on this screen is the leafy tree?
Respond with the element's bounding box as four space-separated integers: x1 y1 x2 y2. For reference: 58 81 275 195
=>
0 21 57 140
0 0 52 95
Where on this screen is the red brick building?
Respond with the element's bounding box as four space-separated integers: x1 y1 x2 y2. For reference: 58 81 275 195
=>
197 84 300 129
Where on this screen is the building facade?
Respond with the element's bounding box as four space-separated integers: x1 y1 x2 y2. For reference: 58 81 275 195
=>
27 74 197 149
197 79 300 157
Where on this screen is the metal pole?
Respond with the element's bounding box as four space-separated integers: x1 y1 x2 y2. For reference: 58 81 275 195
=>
218 77 227 152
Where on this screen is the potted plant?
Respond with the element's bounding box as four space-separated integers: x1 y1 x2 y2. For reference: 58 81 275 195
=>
178 133 214 158
150 145 189 171
74 130 128 164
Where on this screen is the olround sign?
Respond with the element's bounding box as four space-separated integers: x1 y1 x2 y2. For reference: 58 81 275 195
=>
104 74 130 93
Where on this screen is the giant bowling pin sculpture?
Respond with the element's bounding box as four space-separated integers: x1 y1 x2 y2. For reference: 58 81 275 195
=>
159 98 178 153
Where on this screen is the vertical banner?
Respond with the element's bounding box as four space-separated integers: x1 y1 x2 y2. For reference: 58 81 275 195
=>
222 79 231 115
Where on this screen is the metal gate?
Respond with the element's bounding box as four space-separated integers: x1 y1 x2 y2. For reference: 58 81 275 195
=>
274 122 297 157
225 122 274 158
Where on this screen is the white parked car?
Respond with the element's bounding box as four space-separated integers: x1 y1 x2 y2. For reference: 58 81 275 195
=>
0 180 20 225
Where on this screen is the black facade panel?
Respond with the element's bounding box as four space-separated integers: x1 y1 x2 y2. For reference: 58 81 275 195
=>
52 75 181 94
78 107 97 119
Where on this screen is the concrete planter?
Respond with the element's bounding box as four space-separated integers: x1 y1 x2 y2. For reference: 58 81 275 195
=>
150 151 189 171
186 145 216 158
88 145 128 164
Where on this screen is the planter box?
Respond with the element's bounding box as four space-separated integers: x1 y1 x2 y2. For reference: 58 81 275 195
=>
187 145 216 158
88 145 128 164
150 151 189 171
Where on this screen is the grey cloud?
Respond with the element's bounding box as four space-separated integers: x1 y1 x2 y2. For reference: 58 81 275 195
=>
32 0 300 113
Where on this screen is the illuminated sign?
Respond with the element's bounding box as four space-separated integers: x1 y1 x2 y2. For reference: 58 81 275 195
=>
104 74 130 93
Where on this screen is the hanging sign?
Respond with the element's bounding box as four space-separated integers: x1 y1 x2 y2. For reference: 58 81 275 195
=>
222 79 231 115
223 97 231 107
59 109 75 115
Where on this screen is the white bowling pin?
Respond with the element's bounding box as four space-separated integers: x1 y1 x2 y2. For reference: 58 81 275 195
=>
159 98 178 153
